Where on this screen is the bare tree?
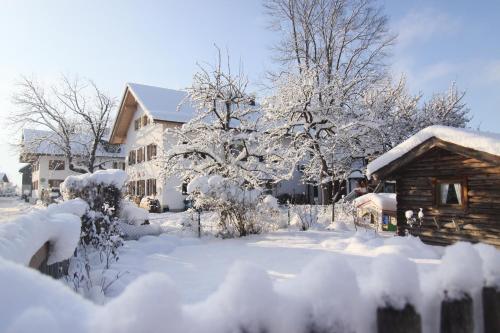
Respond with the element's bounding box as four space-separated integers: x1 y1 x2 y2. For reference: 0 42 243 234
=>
12 75 117 173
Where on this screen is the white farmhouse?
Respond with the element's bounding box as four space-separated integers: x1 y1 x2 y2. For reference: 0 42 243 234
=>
20 128 125 199
109 83 196 211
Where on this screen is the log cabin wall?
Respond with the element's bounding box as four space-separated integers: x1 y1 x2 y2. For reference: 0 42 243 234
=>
392 147 500 246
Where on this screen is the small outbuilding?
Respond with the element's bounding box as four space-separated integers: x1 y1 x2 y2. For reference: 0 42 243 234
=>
354 193 397 232
367 125 500 246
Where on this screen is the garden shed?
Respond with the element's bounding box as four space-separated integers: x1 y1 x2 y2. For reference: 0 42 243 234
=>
353 193 397 232
367 125 500 246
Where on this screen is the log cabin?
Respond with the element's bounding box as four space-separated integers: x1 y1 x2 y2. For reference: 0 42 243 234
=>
367 125 500 246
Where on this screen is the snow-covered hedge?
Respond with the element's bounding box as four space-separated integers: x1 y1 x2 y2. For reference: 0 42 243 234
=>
1 241 499 333
0 199 88 266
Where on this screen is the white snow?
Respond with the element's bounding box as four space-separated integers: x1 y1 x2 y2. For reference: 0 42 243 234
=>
126 82 196 123
367 125 500 178
438 242 483 299
0 199 87 265
119 200 149 225
1 205 499 332
61 169 128 193
354 193 397 211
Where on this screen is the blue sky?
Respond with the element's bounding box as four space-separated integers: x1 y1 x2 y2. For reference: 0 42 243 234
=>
1 0 499 184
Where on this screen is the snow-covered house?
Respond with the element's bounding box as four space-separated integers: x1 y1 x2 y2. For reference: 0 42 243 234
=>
109 83 196 211
19 129 125 199
367 125 500 246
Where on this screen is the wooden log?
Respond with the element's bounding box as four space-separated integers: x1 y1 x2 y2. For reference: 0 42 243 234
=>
377 304 421 333
483 286 500 333
440 293 473 333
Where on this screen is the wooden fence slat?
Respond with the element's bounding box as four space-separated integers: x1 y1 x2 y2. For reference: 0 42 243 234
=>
377 304 421 333
483 287 500 333
440 293 473 333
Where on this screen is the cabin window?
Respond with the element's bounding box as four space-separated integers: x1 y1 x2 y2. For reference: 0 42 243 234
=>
142 115 150 127
48 160 65 170
435 179 467 208
134 118 140 131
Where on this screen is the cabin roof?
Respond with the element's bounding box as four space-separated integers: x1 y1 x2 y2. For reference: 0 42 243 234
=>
367 125 500 180
109 83 196 144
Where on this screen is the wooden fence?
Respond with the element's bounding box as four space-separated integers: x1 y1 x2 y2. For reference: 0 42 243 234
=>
28 241 70 279
376 288 499 333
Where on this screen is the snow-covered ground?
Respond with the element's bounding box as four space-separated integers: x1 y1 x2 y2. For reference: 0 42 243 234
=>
0 197 40 223
106 211 443 303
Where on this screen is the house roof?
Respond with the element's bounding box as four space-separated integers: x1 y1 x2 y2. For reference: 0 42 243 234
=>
109 83 197 144
354 193 396 211
127 83 196 123
20 128 125 162
366 125 500 179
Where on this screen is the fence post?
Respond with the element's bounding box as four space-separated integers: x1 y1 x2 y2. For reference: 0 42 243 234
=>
440 293 473 333
377 303 421 333
483 286 500 333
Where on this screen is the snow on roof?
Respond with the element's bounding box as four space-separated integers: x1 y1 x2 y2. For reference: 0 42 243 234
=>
21 128 125 158
367 125 500 178
354 193 396 211
127 83 196 123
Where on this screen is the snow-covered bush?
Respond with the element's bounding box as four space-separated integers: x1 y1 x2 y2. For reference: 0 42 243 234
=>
61 170 127 300
290 204 319 231
119 200 149 226
187 175 280 237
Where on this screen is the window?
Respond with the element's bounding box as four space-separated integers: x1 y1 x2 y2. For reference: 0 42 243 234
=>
128 150 136 165
147 144 157 161
137 180 146 197
48 179 64 188
48 160 65 170
134 118 141 131
181 181 188 195
142 115 150 127
146 179 157 196
32 180 38 190
113 162 126 170
435 179 467 208
137 147 145 163
313 185 319 198
128 181 136 195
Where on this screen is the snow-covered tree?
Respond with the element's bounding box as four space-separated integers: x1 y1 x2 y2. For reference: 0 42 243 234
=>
262 0 395 215
161 50 286 236
363 78 471 153
12 75 117 173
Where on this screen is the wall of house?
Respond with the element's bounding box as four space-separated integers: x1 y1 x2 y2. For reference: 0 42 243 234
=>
124 104 187 211
31 155 124 199
392 147 500 246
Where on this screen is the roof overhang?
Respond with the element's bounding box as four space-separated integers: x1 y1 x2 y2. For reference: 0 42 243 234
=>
109 86 138 144
371 137 500 181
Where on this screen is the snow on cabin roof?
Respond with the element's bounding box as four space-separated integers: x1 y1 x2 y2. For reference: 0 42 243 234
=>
366 125 500 178
21 128 125 158
127 83 196 123
354 193 397 211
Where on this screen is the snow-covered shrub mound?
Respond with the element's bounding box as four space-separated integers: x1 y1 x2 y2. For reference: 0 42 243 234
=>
187 175 279 237
439 242 483 299
119 200 149 226
371 254 420 310
61 169 128 194
474 243 500 288
0 199 87 265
